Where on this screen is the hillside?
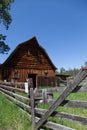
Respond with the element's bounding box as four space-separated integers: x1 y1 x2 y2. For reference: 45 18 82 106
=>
0 93 31 130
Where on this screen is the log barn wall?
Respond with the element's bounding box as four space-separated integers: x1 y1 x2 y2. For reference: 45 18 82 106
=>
0 37 57 88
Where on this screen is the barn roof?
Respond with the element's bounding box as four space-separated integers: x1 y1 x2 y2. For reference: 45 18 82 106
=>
1 37 57 70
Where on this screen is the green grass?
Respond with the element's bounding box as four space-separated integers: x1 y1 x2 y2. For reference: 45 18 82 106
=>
1 89 87 130
16 91 28 97
38 91 87 130
54 92 87 101
0 93 32 130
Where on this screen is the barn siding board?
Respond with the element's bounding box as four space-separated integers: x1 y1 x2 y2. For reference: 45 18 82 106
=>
0 37 56 87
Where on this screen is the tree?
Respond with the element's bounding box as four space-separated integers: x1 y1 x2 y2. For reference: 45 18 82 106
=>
84 61 87 67
0 0 14 54
60 67 66 73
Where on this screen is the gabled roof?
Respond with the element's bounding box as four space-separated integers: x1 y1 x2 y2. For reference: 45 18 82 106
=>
1 37 57 70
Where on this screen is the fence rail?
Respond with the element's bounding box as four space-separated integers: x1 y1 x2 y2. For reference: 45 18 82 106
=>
0 82 75 130
0 68 87 130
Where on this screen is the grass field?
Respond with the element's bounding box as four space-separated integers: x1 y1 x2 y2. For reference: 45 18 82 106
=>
0 90 87 130
0 93 32 130
38 91 87 130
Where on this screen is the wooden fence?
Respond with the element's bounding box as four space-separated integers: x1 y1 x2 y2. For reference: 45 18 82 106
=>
0 68 87 129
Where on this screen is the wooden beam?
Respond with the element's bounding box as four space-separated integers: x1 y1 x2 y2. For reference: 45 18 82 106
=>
0 84 25 93
0 87 30 103
35 108 87 125
48 99 87 109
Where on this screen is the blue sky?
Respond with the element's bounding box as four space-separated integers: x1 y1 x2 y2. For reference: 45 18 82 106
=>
1 0 87 71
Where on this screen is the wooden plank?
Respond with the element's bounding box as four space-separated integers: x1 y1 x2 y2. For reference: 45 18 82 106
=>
63 100 87 109
0 90 31 113
57 86 87 93
0 82 25 86
2 82 87 96
48 99 87 109
35 116 75 130
35 108 87 125
33 86 87 98
34 115 75 130
0 87 30 103
53 112 87 125
73 85 87 92
41 120 75 130
0 84 25 93
35 69 87 129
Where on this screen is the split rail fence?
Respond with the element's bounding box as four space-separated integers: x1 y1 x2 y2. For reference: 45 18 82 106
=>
0 68 87 129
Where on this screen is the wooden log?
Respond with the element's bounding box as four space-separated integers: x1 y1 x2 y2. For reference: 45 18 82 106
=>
39 119 75 130
0 84 25 93
1 82 87 94
35 108 87 125
47 99 87 109
63 100 87 109
29 114 75 130
46 86 87 93
0 82 25 89
52 112 87 125
0 87 30 103
32 86 87 98
73 86 87 92
0 90 31 112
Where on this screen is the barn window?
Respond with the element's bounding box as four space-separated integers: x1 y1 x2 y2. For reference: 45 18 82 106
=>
44 71 48 77
27 49 30 56
14 71 19 79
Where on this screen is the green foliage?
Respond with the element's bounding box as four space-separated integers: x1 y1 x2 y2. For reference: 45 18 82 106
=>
84 61 87 67
59 67 80 76
0 34 10 54
0 0 14 54
0 94 31 130
0 0 14 29
60 67 66 73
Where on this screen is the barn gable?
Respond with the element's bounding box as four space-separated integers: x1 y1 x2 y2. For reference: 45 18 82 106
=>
2 37 56 70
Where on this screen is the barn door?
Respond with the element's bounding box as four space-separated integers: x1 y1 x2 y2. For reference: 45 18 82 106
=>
28 74 36 89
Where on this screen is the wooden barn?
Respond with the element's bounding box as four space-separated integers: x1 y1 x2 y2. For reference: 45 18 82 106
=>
0 37 57 88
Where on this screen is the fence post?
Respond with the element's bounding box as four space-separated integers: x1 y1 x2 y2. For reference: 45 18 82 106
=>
42 89 47 104
29 81 35 130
